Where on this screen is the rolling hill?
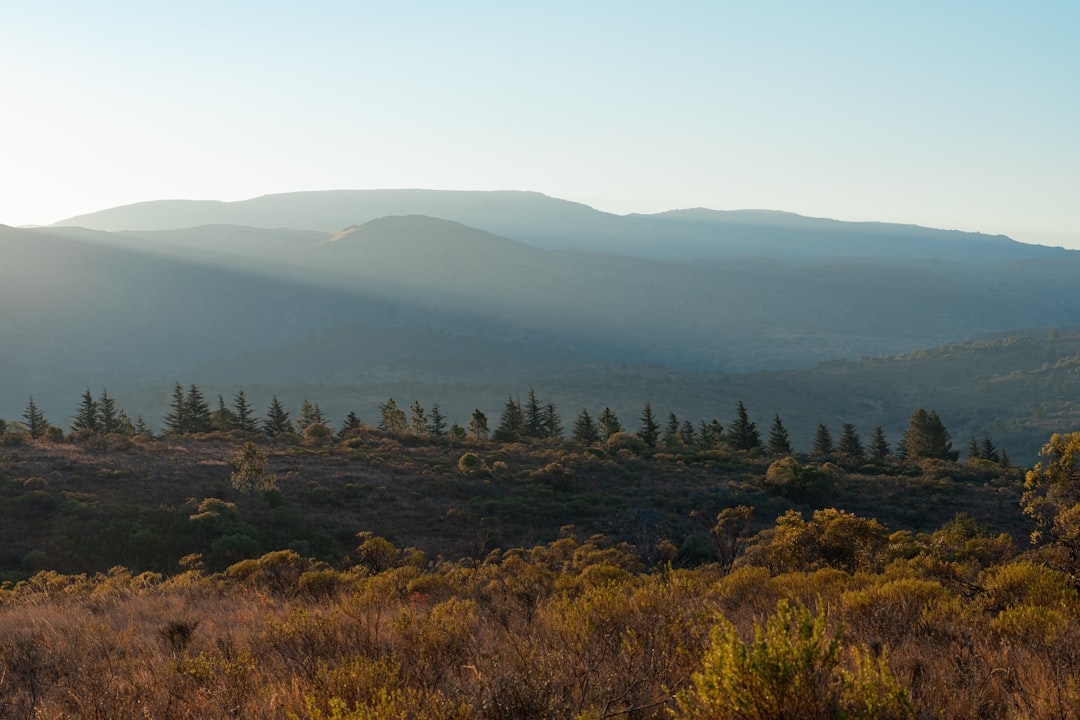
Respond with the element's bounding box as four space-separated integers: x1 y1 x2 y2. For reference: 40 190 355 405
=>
53 189 1069 262
0 192 1075 463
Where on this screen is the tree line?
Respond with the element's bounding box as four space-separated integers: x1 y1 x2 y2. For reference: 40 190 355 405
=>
1 383 1009 467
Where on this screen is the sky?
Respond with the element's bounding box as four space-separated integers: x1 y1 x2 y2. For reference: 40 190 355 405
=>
2 1 1078 248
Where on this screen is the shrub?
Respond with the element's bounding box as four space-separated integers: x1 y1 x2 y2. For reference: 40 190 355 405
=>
605 432 646 455
456 453 486 476
303 422 334 445
674 599 914 719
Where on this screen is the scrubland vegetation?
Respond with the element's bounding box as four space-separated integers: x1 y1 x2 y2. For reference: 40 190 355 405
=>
1 511 1078 718
1 394 1078 718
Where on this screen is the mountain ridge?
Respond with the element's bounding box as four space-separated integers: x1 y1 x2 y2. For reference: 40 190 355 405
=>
51 189 1066 262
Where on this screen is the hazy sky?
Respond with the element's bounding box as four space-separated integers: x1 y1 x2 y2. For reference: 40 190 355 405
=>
2 1 1077 248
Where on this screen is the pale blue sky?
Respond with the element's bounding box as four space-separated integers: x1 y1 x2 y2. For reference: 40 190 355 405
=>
2 1 1077 247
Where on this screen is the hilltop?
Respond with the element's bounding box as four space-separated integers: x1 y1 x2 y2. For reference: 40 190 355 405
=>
54 188 1065 261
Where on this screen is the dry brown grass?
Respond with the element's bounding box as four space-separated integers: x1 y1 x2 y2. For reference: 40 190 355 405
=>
0 532 1078 719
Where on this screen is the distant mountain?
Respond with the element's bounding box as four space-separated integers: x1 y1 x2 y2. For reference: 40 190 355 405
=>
53 189 1068 262
5 194 1080 463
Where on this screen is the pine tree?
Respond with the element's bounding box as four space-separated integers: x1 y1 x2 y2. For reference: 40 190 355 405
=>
186 385 213 434
230 441 277 499
1000 447 1010 468
468 409 489 441
409 401 429 435
23 396 48 439
767 414 793 456
72 388 100 434
837 423 865 462
524 387 545 439
99 388 119 434
543 403 563 439
980 432 1000 463
665 411 681 441
681 420 698 447
597 407 622 440
728 401 760 452
429 403 447 437
211 395 237 432
116 410 135 436
339 411 364 438
263 396 292 436
164 382 188 435
811 423 834 457
572 408 601 445
904 408 957 461
702 419 725 449
968 436 981 460
295 399 327 433
869 426 891 461
638 401 660 449
378 398 407 433
134 416 150 437
233 389 258 434
495 396 524 441
895 436 909 459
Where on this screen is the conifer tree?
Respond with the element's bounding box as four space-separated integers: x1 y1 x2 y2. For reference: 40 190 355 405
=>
295 399 327 433
72 388 100 434
904 408 957 461
429 403 447 437
665 411 681 441
99 388 119 434
544 403 563 439
448 423 467 441
116 409 135 436
812 423 834 457
524 388 545 438
23 396 48 439
1000 447 1010 468
728 401 760 452
701 419 725 449
164 382 188 435
837 423 864 462
572 408 601 445
767 414 793 456
597 407 622 440
378 398 407 433
211 395 237 432
339 411 364 438
409 401 429 435
185 385 213 434
980 432 1000 463
230 441 277 499
869 426 891 461
681 420 698 447
468 409 489 441
968 436 981 460
638 401 661 448
134 416 150 437
263 396 292 437
895 436 909 459
495 396 524 441
232 389 258 434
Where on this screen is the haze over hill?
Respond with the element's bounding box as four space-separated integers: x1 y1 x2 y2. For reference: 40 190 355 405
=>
54 189 1066 262
1 190 1077 461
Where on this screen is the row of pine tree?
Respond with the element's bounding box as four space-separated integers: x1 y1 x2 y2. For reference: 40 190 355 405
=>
2 383 1007 466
